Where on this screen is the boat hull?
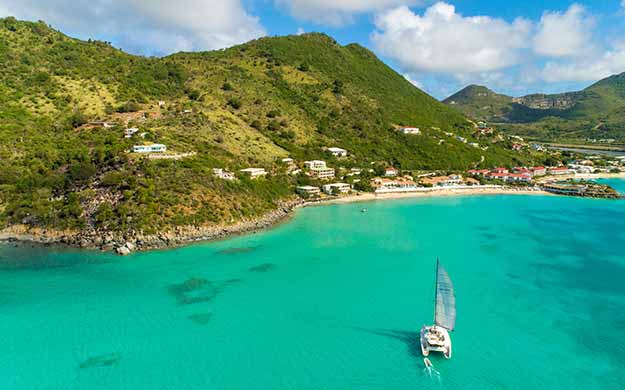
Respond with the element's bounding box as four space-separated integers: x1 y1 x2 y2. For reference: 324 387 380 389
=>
420 325 452 359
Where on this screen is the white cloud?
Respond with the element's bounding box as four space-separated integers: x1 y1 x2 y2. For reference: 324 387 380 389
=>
0 0 266 55
371 3 532 75
276 0 421 26
296 27 305 35
533 4 594 58
541 43 625 82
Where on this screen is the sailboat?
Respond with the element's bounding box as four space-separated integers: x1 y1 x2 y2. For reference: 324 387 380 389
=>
420 259 456 359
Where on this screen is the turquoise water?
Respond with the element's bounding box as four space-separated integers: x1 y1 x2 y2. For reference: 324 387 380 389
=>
2 191 625 389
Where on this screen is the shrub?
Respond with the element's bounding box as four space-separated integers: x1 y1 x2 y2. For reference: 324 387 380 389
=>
227 97 242 109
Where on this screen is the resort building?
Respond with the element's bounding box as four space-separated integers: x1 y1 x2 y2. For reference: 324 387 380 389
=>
124 128 139 138
492 167 509 174
569 164 594 174
399 126 421 135
296 186 321 196
372 177 418 192
212 168 235 181
467 169 490 177
326 147 348 157
507 173 532 183
513 167 531 175
240 168 267 179
531 166 547 176
548 167 573 175
385 167 399 177
421 175 463 187
322 183 351 195
133 144 167 153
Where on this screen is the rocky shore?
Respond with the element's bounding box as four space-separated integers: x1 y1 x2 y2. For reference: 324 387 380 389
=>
0 200 304 255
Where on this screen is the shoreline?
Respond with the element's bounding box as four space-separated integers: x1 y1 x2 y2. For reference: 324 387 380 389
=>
2 173 623 254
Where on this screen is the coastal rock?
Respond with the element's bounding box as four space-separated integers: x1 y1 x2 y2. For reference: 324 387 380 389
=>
116 245 131 256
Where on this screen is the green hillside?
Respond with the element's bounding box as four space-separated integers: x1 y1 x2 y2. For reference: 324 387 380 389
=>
0 18 536 236
444 74 625 142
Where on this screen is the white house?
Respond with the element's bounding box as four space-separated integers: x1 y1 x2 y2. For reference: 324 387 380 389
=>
399 126 421 135
304 160 327 170
326 147 348 157
385 167 399 177
296 186 321 196
309 168 335 180
212 168 235 181
240 168 267 179
322 183 351 194
133 144 167 153
124 128 139 138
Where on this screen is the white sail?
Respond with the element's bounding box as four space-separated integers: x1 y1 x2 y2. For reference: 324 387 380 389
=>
435 263 456 331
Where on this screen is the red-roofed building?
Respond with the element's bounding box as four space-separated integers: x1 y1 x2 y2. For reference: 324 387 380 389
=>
513 167 531 174
531 166 546 176
548 167 573 175
508 173 532 183
492 167 509 174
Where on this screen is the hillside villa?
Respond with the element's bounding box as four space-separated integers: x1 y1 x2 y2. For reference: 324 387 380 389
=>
240 168 267 179
398 126 421 135
326 147 348 157
304 160 335 179
133 144 167 153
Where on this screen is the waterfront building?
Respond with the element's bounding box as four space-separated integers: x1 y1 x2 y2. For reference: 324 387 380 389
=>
531 166 547 176
296 186 321 196
322 183 351 195
548 167 573 175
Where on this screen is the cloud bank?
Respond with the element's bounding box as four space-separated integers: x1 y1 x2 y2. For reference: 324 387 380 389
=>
0 0 266 55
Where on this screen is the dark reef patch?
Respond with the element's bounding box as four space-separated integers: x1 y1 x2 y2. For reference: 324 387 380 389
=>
217 246 258 255
188 313 213 325
168 278 218 305
249 263 275 273
79 353 120 369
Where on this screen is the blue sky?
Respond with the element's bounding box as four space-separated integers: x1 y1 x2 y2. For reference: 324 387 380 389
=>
2 0 625 98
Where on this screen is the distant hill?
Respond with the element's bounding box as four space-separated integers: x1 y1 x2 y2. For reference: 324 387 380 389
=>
0 17 535 238
444 73 625 142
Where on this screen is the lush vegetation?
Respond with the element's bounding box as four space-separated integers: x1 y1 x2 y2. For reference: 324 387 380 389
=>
0 18 539 234
444 77 625 143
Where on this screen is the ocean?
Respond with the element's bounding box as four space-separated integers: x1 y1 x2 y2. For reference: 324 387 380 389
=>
1 186 625 389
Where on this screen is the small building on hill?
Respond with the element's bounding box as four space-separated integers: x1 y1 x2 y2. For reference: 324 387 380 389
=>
385 167 399 177
240 168 267 179
212 168 235 181
133 144 167 153
399 126 421 135
326 147 348 157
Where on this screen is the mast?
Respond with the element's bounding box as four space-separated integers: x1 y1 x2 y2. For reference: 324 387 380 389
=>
434 258 439 324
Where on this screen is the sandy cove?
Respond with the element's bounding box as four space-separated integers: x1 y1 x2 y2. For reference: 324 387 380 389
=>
2 174 623 254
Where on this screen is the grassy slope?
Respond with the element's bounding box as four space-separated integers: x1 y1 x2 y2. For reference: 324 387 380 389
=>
0 18 536 235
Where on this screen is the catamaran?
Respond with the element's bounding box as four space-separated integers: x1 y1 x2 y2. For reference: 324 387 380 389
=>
420 259 456 359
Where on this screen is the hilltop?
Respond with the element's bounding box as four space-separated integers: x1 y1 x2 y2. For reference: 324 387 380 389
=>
444 73 625 142
0 17 541 248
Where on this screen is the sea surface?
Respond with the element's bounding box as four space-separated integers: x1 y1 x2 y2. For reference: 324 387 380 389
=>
2 185 625 389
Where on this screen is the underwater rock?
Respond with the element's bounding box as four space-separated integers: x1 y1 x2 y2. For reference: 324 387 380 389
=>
249 263 275 273
187 313 213 325
168 278 218 305
79 353 120 369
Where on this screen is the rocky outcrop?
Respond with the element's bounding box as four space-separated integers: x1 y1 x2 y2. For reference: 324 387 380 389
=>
0 200 305 255
512 92 582 110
